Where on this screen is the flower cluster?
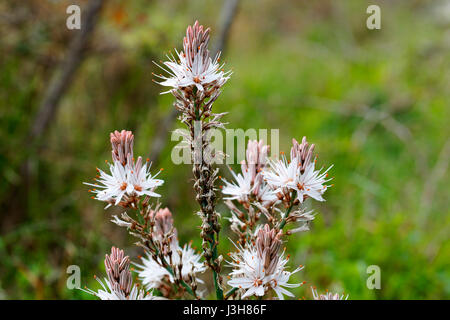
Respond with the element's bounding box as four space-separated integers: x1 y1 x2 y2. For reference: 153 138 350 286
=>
154 20 233 297
81 21 347 302
84 130 204 299
221 136 330 240
84 247 156 300
227 225 304 299
222 140 277 243
155 20 230 93
311 287 348 300
84 130 163 208
134 208 206 295
221 137 335 298
263 137 332 205
222 140 276 205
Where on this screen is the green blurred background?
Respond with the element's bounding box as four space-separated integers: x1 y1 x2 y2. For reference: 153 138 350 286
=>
1 0 449 299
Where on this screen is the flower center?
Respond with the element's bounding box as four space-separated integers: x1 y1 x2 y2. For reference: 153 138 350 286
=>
120 182 128 191
193 76 201 83
297 182 304 190
134 185 142 192
253 279 263 287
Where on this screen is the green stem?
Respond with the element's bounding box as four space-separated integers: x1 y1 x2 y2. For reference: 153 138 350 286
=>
223 198 294 300
278 190 298 230
164 262 198 299
161 252 199 299
209 233 223 300
278 200 295 230
224 196 297 299
224 287 238 300
153 244 199 299
192 89 223 300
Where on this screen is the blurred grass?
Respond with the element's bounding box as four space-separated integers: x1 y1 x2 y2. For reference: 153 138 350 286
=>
0 0 449 299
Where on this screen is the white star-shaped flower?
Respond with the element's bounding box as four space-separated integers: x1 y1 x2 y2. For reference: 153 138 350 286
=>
227 242 303 300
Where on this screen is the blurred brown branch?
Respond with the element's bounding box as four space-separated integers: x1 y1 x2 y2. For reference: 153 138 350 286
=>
2 0 105 233
213 0 240 56
148 108 179 164
28 0 104 142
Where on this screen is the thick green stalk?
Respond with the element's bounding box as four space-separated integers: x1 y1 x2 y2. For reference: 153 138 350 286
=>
278 205 293 230
278 193 296 230
209 233 223 299
191 90 223 300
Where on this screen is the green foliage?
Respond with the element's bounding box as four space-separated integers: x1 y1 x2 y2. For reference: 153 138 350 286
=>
0 0 448 299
